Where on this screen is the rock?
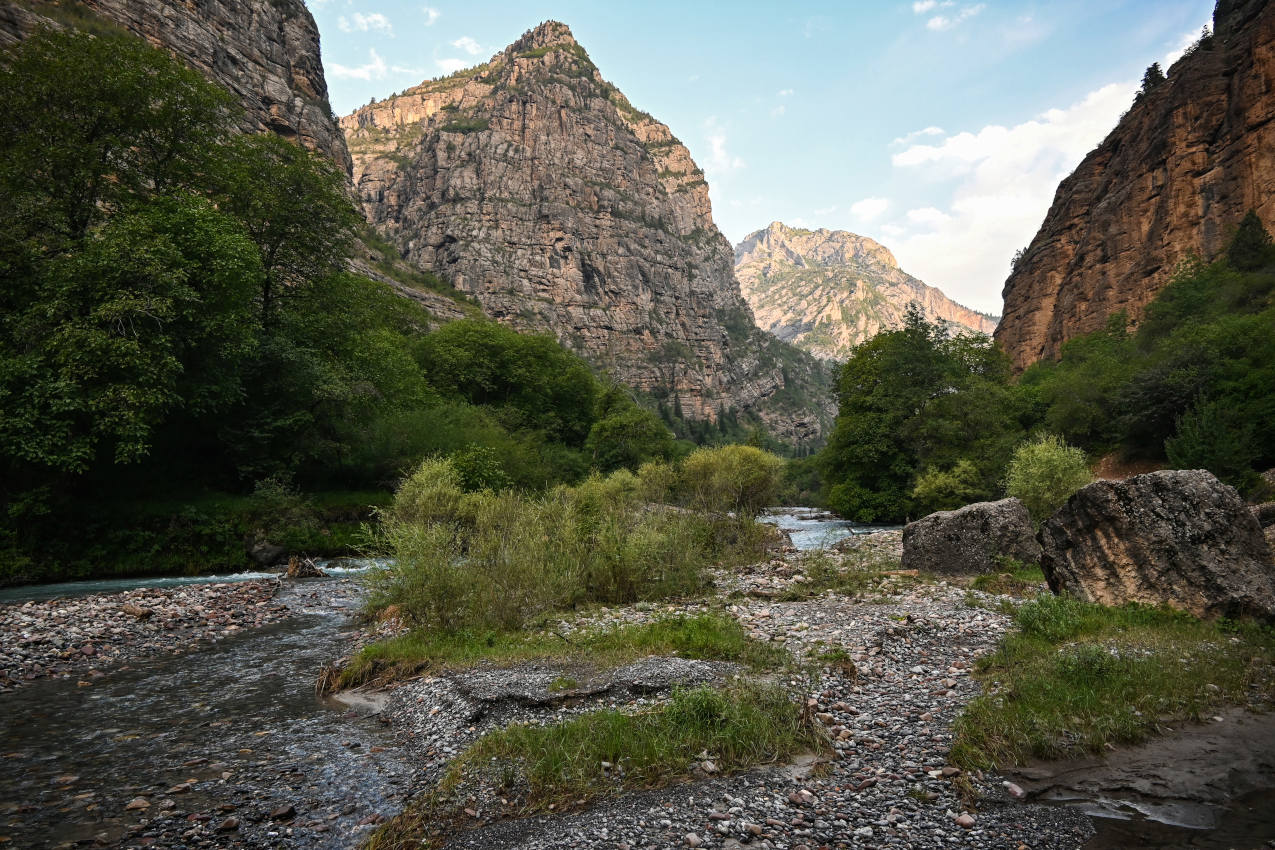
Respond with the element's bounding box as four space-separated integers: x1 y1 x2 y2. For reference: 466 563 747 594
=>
997 0 1275 370
735 222 997 362
0 0 351 176
215 816 240 832
125 797 150 811
1041 470 1275 619
120 603 152 619
684 833 702 847
270 804 296 820
1251 502 1275 527
249 543 286 566
901 498 1040 575
955 812 976 828
285 557 326 579
339 21 831 445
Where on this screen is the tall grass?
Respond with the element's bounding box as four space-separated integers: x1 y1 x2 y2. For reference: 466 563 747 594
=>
366 459 741 632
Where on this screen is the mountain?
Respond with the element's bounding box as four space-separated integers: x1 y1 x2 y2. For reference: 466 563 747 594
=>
339 22 832 444
996 0 1275 371
735 222 998 361
0 0 352 176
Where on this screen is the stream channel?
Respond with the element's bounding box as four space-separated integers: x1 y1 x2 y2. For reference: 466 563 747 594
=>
1 511 1271 849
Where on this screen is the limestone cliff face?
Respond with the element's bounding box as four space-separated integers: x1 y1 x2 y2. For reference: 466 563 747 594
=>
996 0 1275 371
736 222 998 361
0 0 352 176
342 22 831 442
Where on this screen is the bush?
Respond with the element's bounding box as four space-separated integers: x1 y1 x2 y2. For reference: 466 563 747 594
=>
679 445 785 518
911 459 983 515
1004 434 1092 525
369 460 719 631
1165 399 1258 490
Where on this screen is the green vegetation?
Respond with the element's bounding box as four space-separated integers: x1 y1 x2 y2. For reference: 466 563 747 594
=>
775 547 922 602
950 595 1275 770
365 448 784 633
438 117 489 134
0 29 685 583
814 215 1275 521
1004 434 1093 525
334 612 788 689
969 558 1047 597
368 682 825 847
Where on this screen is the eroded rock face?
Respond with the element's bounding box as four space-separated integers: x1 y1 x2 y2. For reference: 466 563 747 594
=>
341 21 832 443
996 0 1275 371
1040 470 1275 620
736 222 998 361
901 499 1040 576
0 0 352 176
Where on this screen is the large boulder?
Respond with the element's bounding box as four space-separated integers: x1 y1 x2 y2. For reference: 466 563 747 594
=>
902 498 1041 575
1040 469 1275 620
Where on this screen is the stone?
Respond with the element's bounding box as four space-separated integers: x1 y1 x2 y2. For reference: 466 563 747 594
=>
249 543 286 567
120 603 152 619
1251 502 1275 527
215 816 239 832
1040 470 1275 619
955 813 976 828
125 797 150 811
270 804 296 820
901 498 1040 575
997 0 1275 370
735 222 997 362
684 833 702 847
339 21 831 445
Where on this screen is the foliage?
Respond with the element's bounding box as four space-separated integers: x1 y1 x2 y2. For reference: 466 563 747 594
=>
820 305 1022 522
678 445 786 518
950 595 1275 770
1004 434 1092 525
368 460 725 632
1227 209 1274 271
911 459 985 515
1138 62 1165 98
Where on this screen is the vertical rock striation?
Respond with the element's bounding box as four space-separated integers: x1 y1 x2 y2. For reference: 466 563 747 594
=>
341 22 832 443
736 222 998 361
996 0 1275 371
0 0 352 175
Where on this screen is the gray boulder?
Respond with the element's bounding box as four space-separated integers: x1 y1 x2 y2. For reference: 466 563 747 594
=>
1041 469 1275 620
248 542 286 566
902 498 1041 575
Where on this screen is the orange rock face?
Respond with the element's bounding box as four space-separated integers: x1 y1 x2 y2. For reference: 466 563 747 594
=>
996 0 1275 371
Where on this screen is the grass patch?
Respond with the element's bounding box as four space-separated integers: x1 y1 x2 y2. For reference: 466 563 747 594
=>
368 682 827 847
970 558 1047 598
333 612 789 689
950 594 1275 770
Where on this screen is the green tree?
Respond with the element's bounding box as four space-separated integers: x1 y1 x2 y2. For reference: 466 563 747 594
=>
1138 62 1165 98
1226 210 1273 272
585 406 674 473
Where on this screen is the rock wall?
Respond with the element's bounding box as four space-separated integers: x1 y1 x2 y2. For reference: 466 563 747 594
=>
341 22 832 443
995 0 1275 371
736 222 998 361
0 0 352 176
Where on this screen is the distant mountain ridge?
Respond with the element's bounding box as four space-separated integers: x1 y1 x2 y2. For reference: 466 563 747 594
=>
735 222 998 361
339 22 833 443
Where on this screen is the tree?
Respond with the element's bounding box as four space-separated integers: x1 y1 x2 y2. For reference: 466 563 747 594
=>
585 406 674 473
1138 62 1166 98
211 134 360 329
1226 210 1273 271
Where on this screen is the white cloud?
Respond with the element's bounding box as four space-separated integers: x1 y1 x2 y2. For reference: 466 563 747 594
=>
338 12 393 35
392 64 426 76
926 3 984 31
770 104 786 118
452 36 483 55
850 197 890 221
435 57 469 75
912 1 938 13
329 49 388 81
891 126 945 146
702 118 745 178
885 80 1136 312
422 6 440 26
778 88 794 97
1164 25 1206 68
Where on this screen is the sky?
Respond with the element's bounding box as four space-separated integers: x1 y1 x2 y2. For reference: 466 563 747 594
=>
305 0 1215 314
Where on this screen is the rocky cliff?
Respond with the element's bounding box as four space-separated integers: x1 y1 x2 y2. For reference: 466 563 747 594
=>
340 22 831 443
0 0 352 176
736 222 998 361
996 0 1275 371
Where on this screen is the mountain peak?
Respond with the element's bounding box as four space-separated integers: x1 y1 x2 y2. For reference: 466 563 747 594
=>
743 221 899 271
512 20 578 52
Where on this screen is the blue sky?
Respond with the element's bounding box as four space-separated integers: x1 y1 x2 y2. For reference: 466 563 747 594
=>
306 0 1214 314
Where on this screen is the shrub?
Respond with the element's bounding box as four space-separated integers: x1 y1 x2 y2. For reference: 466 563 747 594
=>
679 445 785 518
1004 434 1092 525
1165 399 1258 490
911 459 983 515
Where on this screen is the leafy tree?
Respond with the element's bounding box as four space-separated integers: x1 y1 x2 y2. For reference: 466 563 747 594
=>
1004 434 1092 526
585 406 674 473
1165 400 1259 490
1226 210 1273 271
680 445 785 518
